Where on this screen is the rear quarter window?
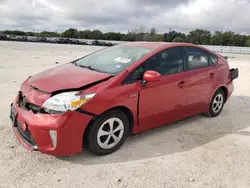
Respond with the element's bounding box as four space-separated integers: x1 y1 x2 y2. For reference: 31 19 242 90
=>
208 53 218 66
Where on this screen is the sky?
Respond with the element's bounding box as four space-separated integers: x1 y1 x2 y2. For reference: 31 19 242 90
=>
0 0 250 34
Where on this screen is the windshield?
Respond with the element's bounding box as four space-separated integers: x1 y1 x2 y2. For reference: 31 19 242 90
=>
74 45 152 75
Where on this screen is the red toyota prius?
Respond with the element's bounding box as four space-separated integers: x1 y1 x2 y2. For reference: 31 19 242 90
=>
9 42 238 156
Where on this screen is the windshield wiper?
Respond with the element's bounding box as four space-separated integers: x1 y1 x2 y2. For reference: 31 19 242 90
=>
74 62 93 69
74 62 115 75
79 65 97 71
75 63 104 73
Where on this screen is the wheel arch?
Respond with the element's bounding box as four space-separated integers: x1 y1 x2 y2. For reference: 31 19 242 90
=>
219 86 228 102
205 85 228 117
82 105 135 148
210 85 228 103
106 106 135 134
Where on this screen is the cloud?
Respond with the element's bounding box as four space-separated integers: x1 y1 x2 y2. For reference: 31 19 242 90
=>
0 0 250 34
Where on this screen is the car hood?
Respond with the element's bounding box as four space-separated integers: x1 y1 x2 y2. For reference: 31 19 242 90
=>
28 63 112 93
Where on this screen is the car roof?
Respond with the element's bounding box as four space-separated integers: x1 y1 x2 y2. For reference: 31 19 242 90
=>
120 42 169 49
120 41 207 51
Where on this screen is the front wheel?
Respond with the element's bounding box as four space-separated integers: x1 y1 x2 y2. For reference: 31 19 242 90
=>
205 89 225 117
86 110 129 155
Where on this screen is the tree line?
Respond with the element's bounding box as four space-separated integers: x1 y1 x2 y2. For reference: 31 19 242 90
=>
1 27 250 47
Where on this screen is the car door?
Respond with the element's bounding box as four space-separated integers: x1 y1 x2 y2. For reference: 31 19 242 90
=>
184 46 216 114
135 47 190 131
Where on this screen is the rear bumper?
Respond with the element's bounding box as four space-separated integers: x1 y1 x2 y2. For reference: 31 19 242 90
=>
229 68 239 81
226 68 238 102
10 100 93 156
226 81 234 102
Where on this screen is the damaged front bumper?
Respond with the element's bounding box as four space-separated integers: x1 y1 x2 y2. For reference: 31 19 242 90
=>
10 103 38 151
9 96 94 156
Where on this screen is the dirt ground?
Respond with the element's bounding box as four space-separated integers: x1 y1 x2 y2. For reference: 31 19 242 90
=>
0 41 250 188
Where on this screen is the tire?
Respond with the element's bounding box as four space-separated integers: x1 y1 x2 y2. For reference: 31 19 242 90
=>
204 88 225 117
86 110 129 156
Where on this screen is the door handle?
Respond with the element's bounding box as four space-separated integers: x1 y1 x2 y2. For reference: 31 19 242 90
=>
177 81 187 88
209 73 215 79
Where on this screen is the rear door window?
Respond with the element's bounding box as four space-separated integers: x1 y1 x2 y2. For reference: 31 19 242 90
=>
185 47 209 70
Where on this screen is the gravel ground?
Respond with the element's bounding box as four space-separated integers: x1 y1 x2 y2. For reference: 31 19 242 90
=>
0 41 250 188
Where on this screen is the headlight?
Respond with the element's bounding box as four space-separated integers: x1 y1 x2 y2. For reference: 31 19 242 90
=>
42 91 96 113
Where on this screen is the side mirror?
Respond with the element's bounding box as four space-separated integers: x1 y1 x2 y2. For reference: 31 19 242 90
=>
143 70 161 82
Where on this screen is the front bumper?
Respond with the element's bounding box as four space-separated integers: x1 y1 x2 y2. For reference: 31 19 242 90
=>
10 99 93 156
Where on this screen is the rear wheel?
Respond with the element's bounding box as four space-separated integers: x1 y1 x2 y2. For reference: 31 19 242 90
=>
86 110 129 155
205 89 225 117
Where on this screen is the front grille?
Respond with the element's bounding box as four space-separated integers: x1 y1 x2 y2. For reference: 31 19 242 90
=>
17 91 47 114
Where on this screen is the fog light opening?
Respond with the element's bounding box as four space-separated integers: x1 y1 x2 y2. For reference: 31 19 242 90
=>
49 130 57 148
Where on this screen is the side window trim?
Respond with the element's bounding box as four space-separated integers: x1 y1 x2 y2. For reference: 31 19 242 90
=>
182 46 188 71
204 51 212 66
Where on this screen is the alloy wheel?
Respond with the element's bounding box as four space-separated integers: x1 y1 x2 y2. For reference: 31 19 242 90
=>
97 117 124 149
212 93 224 113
